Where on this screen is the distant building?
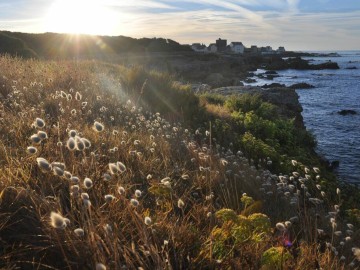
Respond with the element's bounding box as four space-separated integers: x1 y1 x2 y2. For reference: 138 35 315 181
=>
260 46 274 55
229 42 245 54
216 38 227 52
191 43 207 52
208 43 217 53
277 46 286 53
250 45 259 54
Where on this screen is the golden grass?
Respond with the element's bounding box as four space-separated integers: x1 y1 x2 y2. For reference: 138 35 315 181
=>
0 55 357 269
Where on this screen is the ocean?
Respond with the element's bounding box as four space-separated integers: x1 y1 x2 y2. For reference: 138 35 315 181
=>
245 51 360 183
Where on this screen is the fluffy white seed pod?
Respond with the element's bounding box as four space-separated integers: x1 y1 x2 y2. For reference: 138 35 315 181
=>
83 178 93 189
118 186 125 195
103 173 111 181
144 216 152 226
93 121 104 132
109 163 120 174
64 171 72 179
130 198 139 207
37 131 48 140
74 228 84 237
177 199 185 209
82 138 91 148
37 157 52 171
66 137 76 151
68 130 77 137
81 193 89 200
30 134 41 144
105 194 115 203
135 190 142 198
34 118 45 128
276 222 286 232
50 212 66 229
117 162 126 173
27 146 37 154
95 263 106 270
53 166 64 176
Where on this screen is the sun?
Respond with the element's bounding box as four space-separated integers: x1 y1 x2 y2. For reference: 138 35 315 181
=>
45 0 117 35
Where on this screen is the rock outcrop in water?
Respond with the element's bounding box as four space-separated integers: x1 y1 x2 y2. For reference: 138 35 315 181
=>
264 57 340 70
338 109 357 115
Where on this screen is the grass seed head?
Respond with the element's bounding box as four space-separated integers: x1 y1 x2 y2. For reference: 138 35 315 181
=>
83 178 93 189
93 121 104 132
36 157 52 172
50 212 66 229
27 146 37 154
34 117 45 128
74 228 84 237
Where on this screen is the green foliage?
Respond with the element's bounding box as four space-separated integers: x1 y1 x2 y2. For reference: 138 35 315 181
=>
200 93 226 105
261 247 292 269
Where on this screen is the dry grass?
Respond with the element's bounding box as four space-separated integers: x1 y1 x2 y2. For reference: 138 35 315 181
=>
0 55 358 269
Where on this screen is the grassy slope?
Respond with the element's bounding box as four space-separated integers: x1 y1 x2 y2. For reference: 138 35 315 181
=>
0 55 357 269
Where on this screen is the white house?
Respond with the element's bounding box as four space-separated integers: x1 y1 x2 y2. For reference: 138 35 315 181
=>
191 43 207 53
229 42 245 54
208 43 217 53
277 46 286 53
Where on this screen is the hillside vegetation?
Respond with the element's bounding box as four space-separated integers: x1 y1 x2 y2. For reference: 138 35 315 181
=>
0 55 359 269
0 31 192 59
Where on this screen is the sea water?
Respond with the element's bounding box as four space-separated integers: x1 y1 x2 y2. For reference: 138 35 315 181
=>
246 51 360 183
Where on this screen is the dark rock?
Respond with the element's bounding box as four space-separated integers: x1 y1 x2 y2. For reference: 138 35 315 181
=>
265 70 278 75
289 83 315 89
261 83 286 88
345 66 357 70
244 78 256 83
338 109 357 115
330 161 340 170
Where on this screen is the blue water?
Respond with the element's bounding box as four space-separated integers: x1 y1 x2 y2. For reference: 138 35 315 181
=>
246 51 360 183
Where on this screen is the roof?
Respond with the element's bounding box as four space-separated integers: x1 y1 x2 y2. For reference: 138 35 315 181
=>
230 42 244 45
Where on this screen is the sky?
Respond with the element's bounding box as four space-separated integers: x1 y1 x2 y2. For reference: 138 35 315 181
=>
0 0 360 51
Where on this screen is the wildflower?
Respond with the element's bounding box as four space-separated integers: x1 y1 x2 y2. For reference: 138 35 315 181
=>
163 240 169 246
96 263 106 270
348 224 354 230
135 190 142 198
50 212 66 229
276 222 286 232
177 199 185 209
334 231 342 236
37 157 52 171
336 188 341 195
313 167 320 173
220 159 228 166
34 118 45 128
66 137 76 151
74 228 84 237
346 236 351 242
130 198 139 207
146 174 152 180
105 194 115 203
316 184 321 190
93 121 104 132
144 216 152 226
30 134 41 144
291 160 297 166
304 167 310 174
292 172 299 177
321 191 326 197
27 146 37 154
83 178 93 189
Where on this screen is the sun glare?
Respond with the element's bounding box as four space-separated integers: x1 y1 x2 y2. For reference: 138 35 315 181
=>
45 0 117 35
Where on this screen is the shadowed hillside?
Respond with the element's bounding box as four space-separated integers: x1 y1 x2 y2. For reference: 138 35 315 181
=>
0 31 192 59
